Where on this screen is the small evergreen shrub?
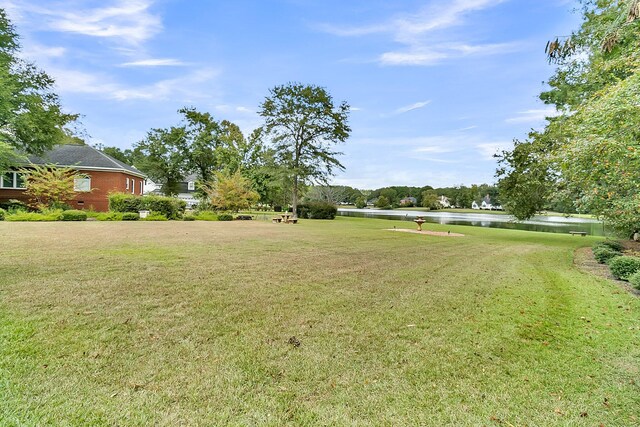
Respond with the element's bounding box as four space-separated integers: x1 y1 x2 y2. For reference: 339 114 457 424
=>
183 214 196 221
217 213 233 221
95 212 123 221
142 213 168 221
592 246 621 264
195 211 218 221
122 212 140 221
297 201 338 219
108 193 143 213
0 208 5 221
273 205 282 212
593 240 624 252
608 256 640 280
61 210 87 221
628 271 640 290
6 210 63 222
0 199 27 211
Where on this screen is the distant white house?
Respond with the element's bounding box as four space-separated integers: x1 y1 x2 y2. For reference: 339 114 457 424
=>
144 173 199 208
438 195 451 208
481 200 492 210
471 201 480 210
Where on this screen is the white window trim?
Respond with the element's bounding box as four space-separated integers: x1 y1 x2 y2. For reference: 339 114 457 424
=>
187 181 195 191
131 178 135 194
74 176 91 192
0 172 27 190
126 177 130 190
140 181 144 194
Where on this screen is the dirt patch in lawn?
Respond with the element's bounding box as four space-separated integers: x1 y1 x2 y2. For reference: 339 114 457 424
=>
574 246 640 296
386 228 465 237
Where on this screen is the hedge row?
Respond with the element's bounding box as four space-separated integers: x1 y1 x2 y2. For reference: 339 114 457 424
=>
109 193 187 220
592 240 640 289
296 201 337 220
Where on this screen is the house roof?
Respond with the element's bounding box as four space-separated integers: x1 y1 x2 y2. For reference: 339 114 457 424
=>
25 144 146 178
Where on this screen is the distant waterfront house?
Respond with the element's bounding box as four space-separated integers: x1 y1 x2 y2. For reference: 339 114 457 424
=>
399 196 417 206
481 200 492 210
0 144 146 211
144 173 199 208
471 201 480 210
438 195 451 208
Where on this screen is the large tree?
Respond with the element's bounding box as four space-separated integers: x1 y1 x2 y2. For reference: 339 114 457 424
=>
0 9 76 160
496 0 640 234
258 83 350 214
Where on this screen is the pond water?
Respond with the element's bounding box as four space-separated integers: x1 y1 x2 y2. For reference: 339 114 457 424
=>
338 208 607 236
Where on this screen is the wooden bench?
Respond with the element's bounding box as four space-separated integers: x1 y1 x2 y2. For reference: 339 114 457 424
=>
272 217 282 223
569 231 587 236
289 218 298 224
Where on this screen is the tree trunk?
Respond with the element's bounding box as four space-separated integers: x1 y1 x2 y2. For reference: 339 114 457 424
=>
292 175 298 217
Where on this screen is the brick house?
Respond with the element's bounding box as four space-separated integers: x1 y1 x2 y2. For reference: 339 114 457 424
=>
0 144 146 212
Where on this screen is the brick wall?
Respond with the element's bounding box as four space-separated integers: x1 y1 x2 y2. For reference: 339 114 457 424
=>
0 169 145 212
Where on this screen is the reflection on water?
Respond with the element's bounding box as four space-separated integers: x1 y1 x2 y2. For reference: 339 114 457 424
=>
338 208 607 236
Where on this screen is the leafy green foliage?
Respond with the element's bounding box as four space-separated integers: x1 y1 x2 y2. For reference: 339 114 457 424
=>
259 83 350 213
608 255 640 280
121 212 139 221
0 207 5 220
592 246 621 264
0 10 77 156
297 201 337 219
355 196 366 209
200 170 259 212
628 270 640 289
217 213 233 221
594 239 625 252
194 211 218 221
142 213 168 221
375 196 390 209
421 190 439 209
5 209 62 221
496 1 640 232
61 210 87 221
182 214 196 221
22 164 79 210
108 193 186 220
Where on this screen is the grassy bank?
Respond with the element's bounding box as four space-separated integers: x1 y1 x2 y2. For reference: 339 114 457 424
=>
0 218 638 425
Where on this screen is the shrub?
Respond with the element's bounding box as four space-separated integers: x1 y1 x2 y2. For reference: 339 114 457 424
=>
183 214 196 221
355 197 366 209
0 208 5 221
95 212 123 221
608 256 640 280
195 211 218 221
592 246 621 264
297 201 337 219
61 210 87 221
594 240 624 252
6 210 63 222
109 193 186 219
142 213 168 221
628 271 640 290
122 212 140 221
273 205 282 212
0 199 27 211
108 193 143 213
217 213 233 221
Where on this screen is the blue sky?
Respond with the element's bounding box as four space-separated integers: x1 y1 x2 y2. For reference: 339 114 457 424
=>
2 0 580 189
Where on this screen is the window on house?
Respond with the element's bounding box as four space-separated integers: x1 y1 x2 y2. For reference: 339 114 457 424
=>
126 177 130 190
140 181 144 194
131 179 135 194
74 176 91 192
187 181 195 191
1 172 26 189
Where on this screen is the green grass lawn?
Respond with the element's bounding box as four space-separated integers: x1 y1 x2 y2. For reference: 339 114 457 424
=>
1 218 638 426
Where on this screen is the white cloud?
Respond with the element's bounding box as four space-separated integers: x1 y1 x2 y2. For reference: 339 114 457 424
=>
14 0 161 45
235 106 253 113
320 0 515 66
394 100 431 114
505 108 560 123
20 43 66 59
120 58 187 67
51 67 220 101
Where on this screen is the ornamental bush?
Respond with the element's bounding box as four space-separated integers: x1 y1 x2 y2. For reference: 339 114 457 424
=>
108 193 186 219
61 210 87 221
122 212 139 221
608 256 640 281
592 246 621 264
217 213 233 221
195 211 218 221
593 240 624 252
628 271 640 290
297 201 337 219
142 213 168 221
0 208 5 221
